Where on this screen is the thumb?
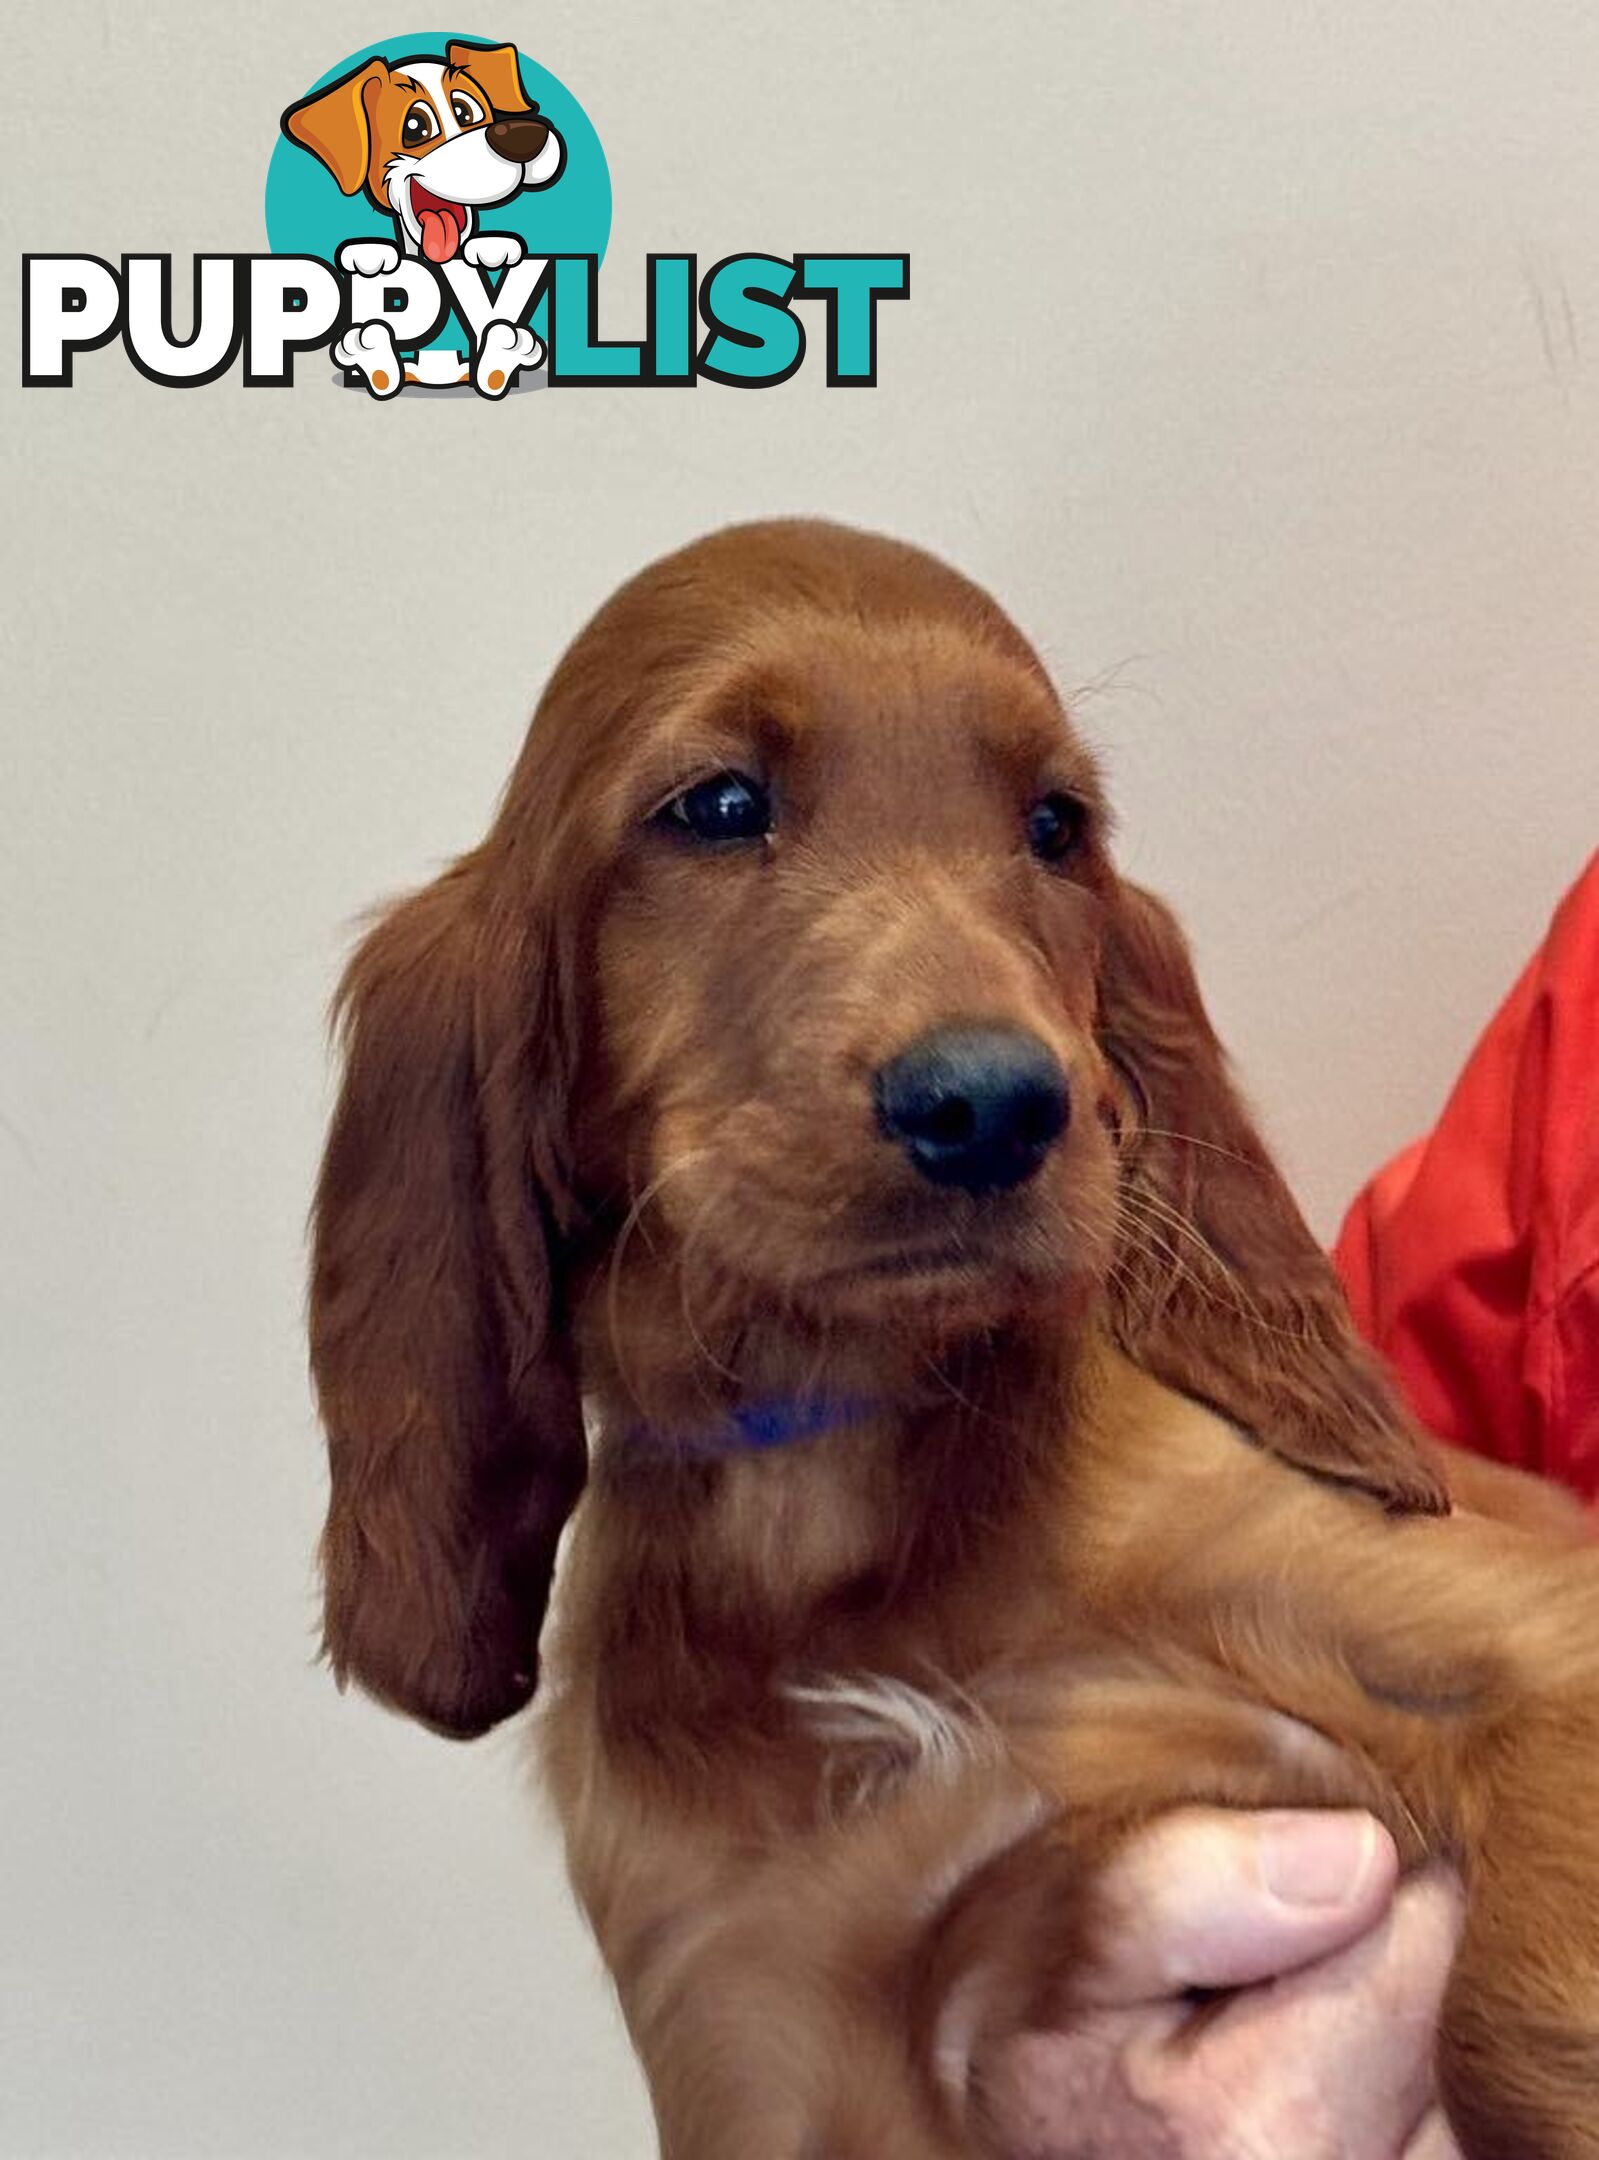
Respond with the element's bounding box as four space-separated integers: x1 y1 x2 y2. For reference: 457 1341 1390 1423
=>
1078 1807 1399 2004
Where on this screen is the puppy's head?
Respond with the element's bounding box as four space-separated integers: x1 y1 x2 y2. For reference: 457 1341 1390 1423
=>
282 43 562 261
312 519 1443 1739
559 525 1129 1344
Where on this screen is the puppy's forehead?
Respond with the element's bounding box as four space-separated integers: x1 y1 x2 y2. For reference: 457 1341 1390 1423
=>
378 59 458 139
675 612 1088 786
517 529 1109 850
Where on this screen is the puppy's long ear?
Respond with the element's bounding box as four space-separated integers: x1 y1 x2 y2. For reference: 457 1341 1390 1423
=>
310 861 586 1738
281 61 387 197
1098 879 1447 1514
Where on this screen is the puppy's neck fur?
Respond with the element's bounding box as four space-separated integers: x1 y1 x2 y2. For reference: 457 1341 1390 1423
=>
560 1285 1094 1792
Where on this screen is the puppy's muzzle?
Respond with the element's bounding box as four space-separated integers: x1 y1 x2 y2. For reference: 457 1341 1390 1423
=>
874 1025 1069 1195
488 114 551 163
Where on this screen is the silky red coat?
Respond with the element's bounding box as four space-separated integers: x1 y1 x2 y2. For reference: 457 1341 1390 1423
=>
314 529 1599 2154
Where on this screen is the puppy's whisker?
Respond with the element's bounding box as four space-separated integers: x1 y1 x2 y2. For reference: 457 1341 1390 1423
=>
1113 1193 1201 1291
1116 1186 1303 1346
673 1189 745 1387
604 1151 714 1419
1134 1125 1267 1174
1124 1186 1279 1334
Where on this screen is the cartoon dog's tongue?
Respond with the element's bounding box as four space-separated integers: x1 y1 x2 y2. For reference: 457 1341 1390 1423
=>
419 208 458 263
411 185 466 265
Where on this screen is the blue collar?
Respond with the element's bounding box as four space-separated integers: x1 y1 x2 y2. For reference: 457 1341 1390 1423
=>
633 1393 881 1458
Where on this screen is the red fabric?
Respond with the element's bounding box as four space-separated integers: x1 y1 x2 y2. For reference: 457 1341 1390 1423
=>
1334 853 1599 1498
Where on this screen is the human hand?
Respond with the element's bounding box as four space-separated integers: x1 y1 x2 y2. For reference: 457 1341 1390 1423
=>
984 1808 1464 2159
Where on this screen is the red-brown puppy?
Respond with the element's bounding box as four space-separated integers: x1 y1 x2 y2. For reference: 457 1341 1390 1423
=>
311 520 1599 2157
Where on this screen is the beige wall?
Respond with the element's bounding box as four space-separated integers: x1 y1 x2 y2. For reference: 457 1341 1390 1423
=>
4 3 1597 2152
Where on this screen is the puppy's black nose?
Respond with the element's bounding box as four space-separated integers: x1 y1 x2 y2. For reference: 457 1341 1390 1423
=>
487 113 550 162
873 1026 1069 1194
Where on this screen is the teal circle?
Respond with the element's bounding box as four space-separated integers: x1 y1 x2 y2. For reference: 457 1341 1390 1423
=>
264 31 610 347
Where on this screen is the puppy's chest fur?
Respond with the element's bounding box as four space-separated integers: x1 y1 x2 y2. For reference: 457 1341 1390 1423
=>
544 1362 1381 1914
708 1430 901 1613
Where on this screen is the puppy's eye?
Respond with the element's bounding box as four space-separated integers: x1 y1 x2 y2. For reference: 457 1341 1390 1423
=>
659 771 772 843
402 102 437 146
451 92 485 127
1026 790 1089 865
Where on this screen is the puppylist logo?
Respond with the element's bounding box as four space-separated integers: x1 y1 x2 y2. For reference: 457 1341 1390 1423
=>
20 33 909 401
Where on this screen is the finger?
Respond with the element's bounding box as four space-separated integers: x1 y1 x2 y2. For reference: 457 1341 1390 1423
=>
986 1865 1461 2160
1123 1866 1466 2158
982 2021 1177 2159
1403 2110 1466 2160
1080 1808 1399 2004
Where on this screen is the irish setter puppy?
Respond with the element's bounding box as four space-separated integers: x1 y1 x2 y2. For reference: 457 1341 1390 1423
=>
311 519 1599 2157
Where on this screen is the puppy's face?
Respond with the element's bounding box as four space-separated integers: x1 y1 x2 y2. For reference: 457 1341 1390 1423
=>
311 519 1444 1740
575 612 1126 1336
365 62 534 258
281 46 558 266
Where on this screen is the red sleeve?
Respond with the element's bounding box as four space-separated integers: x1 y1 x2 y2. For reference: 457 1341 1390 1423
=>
1333 853 1599 1497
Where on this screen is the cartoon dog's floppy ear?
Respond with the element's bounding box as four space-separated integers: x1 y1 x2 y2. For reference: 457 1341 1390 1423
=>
1098 877 1448 1516
282 60 388 197
447 39 532 115
310 858 586 1739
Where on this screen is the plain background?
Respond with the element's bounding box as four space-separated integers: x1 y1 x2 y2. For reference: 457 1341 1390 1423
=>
4 3 1598 2153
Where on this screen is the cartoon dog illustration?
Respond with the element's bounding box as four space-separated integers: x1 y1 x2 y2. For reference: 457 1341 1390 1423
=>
282 40 565 393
